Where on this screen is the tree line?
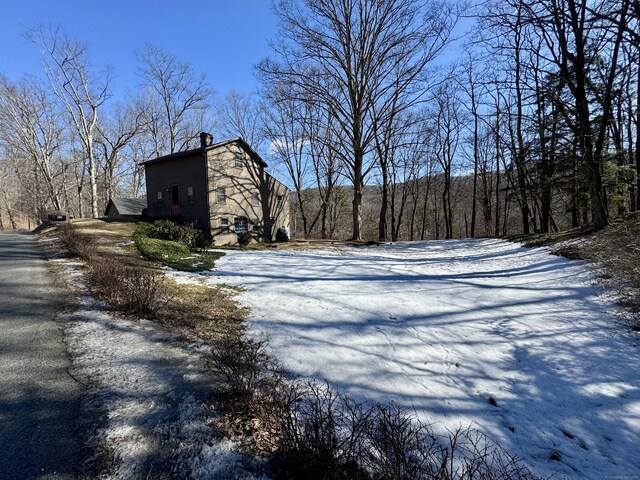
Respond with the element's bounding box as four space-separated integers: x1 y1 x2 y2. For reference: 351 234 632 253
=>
260 0 638 240
0 26 214 227
1 0 637 242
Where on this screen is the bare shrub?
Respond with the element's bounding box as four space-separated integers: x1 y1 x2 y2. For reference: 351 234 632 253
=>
209 335 275 412
269 380 370 480
365 403 438 480
208 337 539 480
58 223 95 260
118 265 167 317
86 257 126 303
456 430 537 480
86 257 167 317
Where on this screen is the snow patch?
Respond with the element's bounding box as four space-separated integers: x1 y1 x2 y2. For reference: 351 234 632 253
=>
205 239 640 479
58 259 265 479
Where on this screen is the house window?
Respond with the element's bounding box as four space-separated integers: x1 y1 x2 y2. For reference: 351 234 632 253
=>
216 187 226 203
234 152 244 168
187 186 194 204
220 217 229 228
276 194 284 207
156 191 162 204
235 216 248 232
251 192 260 205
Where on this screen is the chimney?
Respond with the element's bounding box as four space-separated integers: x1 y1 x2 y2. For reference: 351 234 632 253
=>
200 132 213 148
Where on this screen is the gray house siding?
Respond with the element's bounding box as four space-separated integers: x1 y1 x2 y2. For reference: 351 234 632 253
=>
144 153 210 229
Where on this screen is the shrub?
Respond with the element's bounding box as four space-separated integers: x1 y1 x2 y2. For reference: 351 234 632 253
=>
135 235 224 272
237 231 252 246
86 257 127 303
365 403 437 480
86 257 167 317
148 220 212 250
270 381 370 480
133 221 153 240
194 229 213 251
209 335 276 412
58 223 96 260
209 332 540 480
136 235 191 262
119 266 167 317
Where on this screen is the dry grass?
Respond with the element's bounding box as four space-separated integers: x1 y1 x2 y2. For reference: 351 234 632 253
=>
159 282 249 341
68 219 145 266
38 219 248 337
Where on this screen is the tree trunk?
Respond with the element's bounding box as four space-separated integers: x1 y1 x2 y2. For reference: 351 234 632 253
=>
636 64 640 211
378 164 388 241
352 161 363 240
470 87 479 237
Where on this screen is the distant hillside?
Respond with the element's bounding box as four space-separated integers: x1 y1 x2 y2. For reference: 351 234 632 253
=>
290 172 577 241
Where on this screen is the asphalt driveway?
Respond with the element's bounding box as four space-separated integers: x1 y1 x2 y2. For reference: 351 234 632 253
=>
0 232 80 479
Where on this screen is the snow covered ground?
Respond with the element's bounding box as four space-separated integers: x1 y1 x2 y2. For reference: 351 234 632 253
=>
53 259 267 480
205 239 640 479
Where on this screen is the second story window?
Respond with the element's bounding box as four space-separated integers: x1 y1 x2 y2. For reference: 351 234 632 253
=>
252 192 260 205
187 186 194 204
234 152 244 168
216 187 226 203
276 194 284 208
156 191 162 204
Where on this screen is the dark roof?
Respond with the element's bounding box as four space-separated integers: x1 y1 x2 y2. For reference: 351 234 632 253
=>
140 137 268 168
105 197 147 216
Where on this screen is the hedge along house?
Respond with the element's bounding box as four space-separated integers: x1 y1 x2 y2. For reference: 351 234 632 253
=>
142 133 290 244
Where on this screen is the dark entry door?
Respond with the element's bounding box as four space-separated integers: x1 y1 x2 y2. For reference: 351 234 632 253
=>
171 185 179 205
170 185 180 215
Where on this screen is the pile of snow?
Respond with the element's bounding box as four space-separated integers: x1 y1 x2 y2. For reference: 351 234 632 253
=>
54 259 267 480
205 239 640 479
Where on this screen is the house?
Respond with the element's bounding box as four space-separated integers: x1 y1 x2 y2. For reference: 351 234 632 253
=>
142 133 290 244
104 197 147 220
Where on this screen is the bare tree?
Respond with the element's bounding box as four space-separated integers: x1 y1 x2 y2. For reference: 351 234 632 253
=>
218 92 266 152
137 44 212 155
0 75 65 213
520 0 632 227
0 160 19 229
456 54 484 237
263 90 314 235
260 0 459 240
97 101 145 203
29 25 110 218
433 82 463 239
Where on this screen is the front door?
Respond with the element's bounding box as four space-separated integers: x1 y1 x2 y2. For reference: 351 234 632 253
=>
171 185 179 205
170 184 180 215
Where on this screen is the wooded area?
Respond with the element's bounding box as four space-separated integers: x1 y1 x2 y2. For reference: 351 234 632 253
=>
0 0 637 241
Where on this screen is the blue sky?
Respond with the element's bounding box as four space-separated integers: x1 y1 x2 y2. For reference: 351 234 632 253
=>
0 0 279 99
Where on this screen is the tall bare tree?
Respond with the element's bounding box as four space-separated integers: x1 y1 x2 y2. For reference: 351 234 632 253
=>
29 26 110 218
434 82 463 239
260 0 459 240
0 75 65 213
137 44 212 155
217 92 266 152
520 0 632 227
97 101 145 203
